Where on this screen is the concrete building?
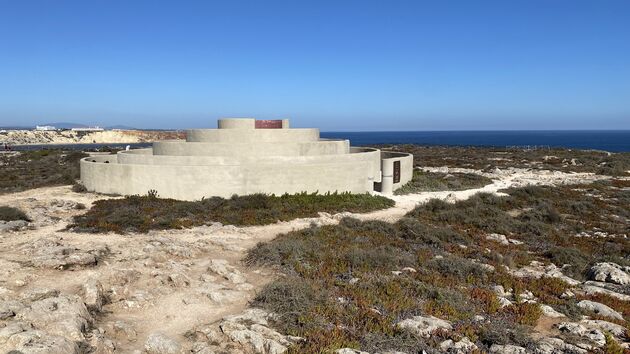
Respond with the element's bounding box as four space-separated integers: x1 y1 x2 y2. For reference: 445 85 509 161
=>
80 118 413 200
35 125 57 131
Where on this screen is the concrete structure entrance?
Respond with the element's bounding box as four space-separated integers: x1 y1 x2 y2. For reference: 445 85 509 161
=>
80 118 412 200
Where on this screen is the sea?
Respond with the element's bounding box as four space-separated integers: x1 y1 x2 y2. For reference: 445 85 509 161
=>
321 130 630 153
9 130 630 153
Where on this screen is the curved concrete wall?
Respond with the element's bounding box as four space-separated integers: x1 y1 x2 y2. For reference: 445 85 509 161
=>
152 140 350 157
217 118 255 129
81 155 373 199
377 151 414 193
186 128 320 143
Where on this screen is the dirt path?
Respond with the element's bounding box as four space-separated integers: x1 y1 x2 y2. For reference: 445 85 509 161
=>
0 168 610 352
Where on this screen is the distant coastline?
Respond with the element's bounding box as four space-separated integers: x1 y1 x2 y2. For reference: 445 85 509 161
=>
4 129 629 153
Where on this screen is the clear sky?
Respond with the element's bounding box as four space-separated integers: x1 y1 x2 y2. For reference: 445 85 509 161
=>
1 0 629 130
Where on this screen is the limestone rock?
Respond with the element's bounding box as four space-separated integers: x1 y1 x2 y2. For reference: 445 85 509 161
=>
577 300 624 320
580 319 627 338
113 320 137 341
219 308 302 354
15 294 93 341
439 337 477 353
486 233 509 245
209 259 246 284
0 300 23 320
0 220 30 232
82 278 105 312
1 329 80 353
587 262 630 285
581 282 630 301
336 349 369 354
535 337 587 353
489 344 528 353
24 239 109 270
557 322 605 347
144 332 181 354
510 261 581 286
395 315 452 337
21 288 60 302
539 304 565 318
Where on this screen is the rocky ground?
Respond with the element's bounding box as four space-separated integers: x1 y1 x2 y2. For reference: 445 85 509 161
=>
0 129 184 146
0 164 628 353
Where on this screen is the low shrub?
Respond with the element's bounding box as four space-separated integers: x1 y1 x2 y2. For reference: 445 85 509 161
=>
68 192 395 233
0 150 88 194
394 170 492 195
0 206 30 222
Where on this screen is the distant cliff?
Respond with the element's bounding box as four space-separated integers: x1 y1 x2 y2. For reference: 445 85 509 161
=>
0 129 185 145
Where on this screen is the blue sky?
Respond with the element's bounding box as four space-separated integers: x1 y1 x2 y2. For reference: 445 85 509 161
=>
1 0 629 130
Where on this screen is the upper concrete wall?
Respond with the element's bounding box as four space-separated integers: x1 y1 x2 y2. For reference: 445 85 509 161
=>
217 118 256 129
186 128 320 143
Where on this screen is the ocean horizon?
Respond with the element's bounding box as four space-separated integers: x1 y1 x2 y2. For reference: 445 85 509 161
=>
9 129 630 153
320 130 630 153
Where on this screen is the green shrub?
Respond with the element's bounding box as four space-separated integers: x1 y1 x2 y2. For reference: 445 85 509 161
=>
395 170 492 195
69 192 395 233
0 206 30 222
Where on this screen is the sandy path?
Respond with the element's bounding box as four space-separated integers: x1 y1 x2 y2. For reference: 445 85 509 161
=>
0 167 610 352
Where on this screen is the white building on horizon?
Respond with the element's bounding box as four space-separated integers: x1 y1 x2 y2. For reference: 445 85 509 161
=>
35 125 57 131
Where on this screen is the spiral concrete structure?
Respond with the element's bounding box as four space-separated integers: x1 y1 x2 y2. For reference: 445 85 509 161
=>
80 118 413 200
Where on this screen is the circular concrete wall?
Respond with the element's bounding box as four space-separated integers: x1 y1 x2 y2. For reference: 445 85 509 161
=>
80 118 412 200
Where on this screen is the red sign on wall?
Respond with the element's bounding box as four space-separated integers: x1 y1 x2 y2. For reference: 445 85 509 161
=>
255 120 283 129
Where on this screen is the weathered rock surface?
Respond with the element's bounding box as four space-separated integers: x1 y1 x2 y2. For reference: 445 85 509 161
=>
209 259 247 284
577 300 624 320
21 239 109 270
587 262 630 285
489 344 528 353
145 332 182 354
395 315 452 337
556 322 605 347
219 308 302 354
510 261 580 286
82 278 105 312
535 337 587 354
439 337 477 353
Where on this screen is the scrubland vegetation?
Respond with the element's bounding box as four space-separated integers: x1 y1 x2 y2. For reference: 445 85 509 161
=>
0 150 87 194
394 169 492 195
383 145 630 176
69 192 395 233
0 206 30 222
246 180 630 353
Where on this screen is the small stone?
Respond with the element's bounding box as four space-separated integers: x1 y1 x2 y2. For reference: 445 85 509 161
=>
144 332 181 354
209 259 246 284
440 336 477 353
489 344 527 353
486 233 509 245
557 322 605 346
82 279 105 312
113 321 137 341
540 304 565 318
336 349 369 354
395 315 452 337
21 288 60 302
